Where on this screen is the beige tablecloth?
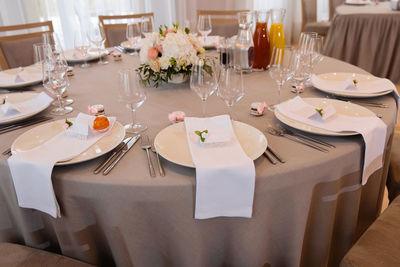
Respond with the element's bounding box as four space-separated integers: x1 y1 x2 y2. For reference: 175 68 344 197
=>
324 2 400 83
0 54 397 267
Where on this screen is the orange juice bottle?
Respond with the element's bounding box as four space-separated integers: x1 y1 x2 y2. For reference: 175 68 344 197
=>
269 9 286 59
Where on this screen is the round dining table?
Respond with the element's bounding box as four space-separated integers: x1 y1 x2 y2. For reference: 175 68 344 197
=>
0 52 397 267
324 2 400 84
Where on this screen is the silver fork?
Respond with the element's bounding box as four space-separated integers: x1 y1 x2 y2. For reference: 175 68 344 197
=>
2 148 11 156
151 144 165 177
141 135 156 177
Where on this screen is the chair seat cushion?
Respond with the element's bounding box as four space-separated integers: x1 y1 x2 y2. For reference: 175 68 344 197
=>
0 242 95 267
340 195 400 266
304 21 331 35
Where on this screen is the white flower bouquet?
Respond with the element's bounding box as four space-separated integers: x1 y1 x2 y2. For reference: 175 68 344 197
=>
137 23 212 87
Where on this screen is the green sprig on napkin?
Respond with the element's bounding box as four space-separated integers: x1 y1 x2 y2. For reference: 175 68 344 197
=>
195 129 208 142
315 108 324 117
65 118 73 128
353 79 358 86
1 98 5 105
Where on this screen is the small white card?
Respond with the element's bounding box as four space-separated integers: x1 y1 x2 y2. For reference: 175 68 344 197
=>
66 122 91 140
343 77 357 91
0 102 21 117
294 103 336 122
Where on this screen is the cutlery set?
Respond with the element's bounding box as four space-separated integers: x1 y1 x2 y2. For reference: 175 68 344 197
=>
0 116 52 135
264 146 285 165
93 134 165 177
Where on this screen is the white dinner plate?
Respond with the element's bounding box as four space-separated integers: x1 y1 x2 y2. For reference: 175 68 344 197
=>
0 65 42 88
11 119 126 165
275 97 376 136
154 121 268 168
0 92 51 125
344 0 369 5
64 48 108 63
120 40 143 50
312 72 393 98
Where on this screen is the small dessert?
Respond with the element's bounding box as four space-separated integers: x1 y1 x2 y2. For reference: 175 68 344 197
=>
62 89 68 98
88 104 105 116
250 102 267 116
112 51 122 61
168 111 186 123
93 116 110 131
66 66 74 77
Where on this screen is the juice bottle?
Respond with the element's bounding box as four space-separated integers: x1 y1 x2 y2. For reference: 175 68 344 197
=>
269 9 286 60
252 11 270 70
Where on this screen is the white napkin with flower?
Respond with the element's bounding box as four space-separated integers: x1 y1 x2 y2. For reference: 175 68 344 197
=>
8 113 116 218
184 115 255 219
311 74 396 94
0 68 42 85
277 96 387 185
0 92 53 121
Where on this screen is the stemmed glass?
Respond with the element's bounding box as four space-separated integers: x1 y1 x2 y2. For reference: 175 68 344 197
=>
268 46 294 107
190 58 218 116
126 22 141 56
309 35 324 67
289 50 309 95
197 15 212 44
88 23 108 65
43 51 73 115
217 67 244 120
118 69 147 133
74 31 91 68
141 16 154 38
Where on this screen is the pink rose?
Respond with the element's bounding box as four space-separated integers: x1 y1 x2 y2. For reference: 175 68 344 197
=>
147 47 158 60
155 44 163 53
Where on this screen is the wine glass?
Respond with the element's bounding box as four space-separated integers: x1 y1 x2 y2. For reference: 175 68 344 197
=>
43 55 73 115
88 23 108 65
190 58 218 116
33 43 53 71
117 69 147 133
74 31 91 68
268 46 294 107
310 35 324 66
141 16 154 38
289 50 309 95
197 15 212 44
50 53 74 106
126 22 141 56
217 67 244 120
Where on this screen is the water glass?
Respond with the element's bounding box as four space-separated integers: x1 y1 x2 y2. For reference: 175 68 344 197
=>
217 67 244 120
141 16 154 38
126 23 141 56
88 23 108 65
268 46 294 106
118 69 147 133
190 58 218 116
197 15 212 43
74 31 91 68
289 51 309 95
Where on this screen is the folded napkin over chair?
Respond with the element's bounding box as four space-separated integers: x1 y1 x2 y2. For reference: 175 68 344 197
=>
277 96 387 185
8 113 115 218
185 115 255 219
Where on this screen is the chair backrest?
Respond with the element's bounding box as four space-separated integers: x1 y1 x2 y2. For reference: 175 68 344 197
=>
329 0 345 20
0 21 54 70
301 0 317 32
196 10 249 37
99 13 154 47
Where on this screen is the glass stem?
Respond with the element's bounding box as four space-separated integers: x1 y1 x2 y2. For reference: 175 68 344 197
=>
228 105 233 120
98 45 103 64
131 107 137 126
202 99 207 117
277 83 282 105
57 95 64 109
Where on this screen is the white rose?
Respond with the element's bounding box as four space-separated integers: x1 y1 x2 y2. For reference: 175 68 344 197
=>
159 56 171 70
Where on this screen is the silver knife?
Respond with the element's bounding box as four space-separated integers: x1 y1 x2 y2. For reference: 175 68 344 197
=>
93 137 132 174
103 135 141 175
267 146 285 163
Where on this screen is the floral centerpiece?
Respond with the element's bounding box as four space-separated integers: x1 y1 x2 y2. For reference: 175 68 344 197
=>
137 23 211 87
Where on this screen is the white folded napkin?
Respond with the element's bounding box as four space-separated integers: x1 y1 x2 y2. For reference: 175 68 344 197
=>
277 96 387 185
311 74 396 94
184 115 255 219
8 113 116 218
63 49 89 61
200 36 220 47
0 92 53 121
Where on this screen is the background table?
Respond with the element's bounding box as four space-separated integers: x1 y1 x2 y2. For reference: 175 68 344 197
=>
324 2 400 83
0 54 397 267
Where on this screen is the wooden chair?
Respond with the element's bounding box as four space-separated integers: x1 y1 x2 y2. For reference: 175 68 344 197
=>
99 13 154 47
196 10 249 37
301 0 331 37
0 21 53 70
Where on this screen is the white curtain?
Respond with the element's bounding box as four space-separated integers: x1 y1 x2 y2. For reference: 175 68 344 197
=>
0 0 330 48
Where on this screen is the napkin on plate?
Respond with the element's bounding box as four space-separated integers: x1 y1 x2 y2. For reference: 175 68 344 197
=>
311 74 396 94
277 96 387 185
184 115 255 219
0 68 42 85
0 92 53 121
8 113 116 218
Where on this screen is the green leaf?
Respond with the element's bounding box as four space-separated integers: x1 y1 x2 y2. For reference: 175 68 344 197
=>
65 118 73 127
184 27 190 34
315 108 323 117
